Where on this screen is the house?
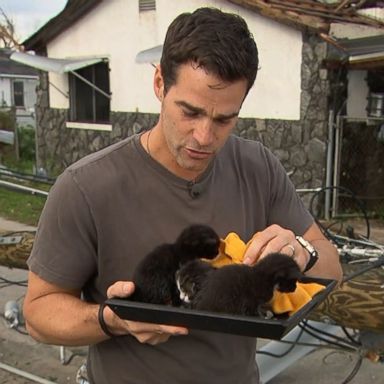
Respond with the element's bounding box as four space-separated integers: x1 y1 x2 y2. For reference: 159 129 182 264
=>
0 49 38 130
12 0 384 212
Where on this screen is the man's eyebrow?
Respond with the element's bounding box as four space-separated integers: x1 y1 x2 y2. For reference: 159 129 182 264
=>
176 100 205 114
214 111 239 120
175 100 239 119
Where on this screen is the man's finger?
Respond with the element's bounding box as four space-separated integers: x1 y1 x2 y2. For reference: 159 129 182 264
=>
243 232 275 265
243 225 294 265
257 236 293 260
159 324 189 336
106 281 135 299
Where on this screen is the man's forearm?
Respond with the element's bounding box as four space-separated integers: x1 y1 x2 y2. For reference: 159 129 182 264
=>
24 293 108 346
306 238 343 281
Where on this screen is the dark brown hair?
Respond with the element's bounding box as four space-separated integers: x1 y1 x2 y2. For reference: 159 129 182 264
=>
160 7 259 95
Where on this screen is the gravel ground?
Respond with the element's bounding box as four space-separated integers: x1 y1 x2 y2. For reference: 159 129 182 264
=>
0 265 86 384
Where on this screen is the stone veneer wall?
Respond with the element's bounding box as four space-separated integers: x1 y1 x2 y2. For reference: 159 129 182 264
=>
34 72 159 175
35 32 330 194
235 33 330 206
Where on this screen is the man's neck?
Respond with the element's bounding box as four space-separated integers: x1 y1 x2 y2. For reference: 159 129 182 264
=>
140 128 208 181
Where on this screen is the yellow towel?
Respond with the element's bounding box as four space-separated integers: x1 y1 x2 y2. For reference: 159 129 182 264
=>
205 232 325 315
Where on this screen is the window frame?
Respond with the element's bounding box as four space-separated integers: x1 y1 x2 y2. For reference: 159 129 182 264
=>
68 60 111 124
13 80 25 108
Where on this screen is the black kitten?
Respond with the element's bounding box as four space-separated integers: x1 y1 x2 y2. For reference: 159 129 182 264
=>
176 253 302 317
130 224 220 305
176 259 216 304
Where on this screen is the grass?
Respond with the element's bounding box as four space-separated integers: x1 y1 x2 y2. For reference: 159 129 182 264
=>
0 145 49 226
1 144 35 173
0 187 47 226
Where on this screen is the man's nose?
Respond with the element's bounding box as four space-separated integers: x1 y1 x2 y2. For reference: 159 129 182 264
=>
193 120 215 147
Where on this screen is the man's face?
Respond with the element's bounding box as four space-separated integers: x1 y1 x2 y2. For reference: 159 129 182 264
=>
154 62 248 180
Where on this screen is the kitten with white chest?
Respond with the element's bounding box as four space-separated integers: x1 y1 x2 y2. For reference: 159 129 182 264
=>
130 224 220 305
176 253 301 317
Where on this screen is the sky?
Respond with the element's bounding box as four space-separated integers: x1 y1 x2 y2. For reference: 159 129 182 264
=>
0 0 67 42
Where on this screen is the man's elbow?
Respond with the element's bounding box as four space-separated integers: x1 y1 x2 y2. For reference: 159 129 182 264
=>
333 262 344 284
23 301 53 344
322 253 343 283
329 247 343 283
24 319 54 344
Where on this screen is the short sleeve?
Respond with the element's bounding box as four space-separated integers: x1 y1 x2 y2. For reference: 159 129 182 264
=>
27 170 97 289
266 150 314 235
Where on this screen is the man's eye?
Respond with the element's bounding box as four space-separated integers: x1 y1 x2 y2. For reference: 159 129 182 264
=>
182 110 199 118
215 118 231 125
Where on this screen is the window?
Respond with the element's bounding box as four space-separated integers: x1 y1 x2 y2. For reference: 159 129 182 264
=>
13 81 24 107
69 61 110 123
139 0 156 12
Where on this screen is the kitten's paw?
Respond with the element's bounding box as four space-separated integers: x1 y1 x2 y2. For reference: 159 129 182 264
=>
258 305 274 319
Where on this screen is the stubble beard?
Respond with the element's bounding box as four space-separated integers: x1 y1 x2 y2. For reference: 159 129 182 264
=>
167 136 212 175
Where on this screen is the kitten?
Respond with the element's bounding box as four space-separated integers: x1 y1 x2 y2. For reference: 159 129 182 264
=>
131 224 302 318
176 258 216 304
176 252 301 317
130 224 220 305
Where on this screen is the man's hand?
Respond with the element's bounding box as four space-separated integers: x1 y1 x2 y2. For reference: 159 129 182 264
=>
242 224 309 271
103 281 189 345
242 223 343 281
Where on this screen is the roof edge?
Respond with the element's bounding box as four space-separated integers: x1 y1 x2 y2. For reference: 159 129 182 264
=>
23 0 103 52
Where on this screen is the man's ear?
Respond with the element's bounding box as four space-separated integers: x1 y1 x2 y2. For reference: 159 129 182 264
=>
153 65 164 102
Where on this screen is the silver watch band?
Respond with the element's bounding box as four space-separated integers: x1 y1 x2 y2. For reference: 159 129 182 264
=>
295 236 319 272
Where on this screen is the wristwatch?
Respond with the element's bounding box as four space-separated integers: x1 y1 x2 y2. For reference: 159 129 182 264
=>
295 236 319 272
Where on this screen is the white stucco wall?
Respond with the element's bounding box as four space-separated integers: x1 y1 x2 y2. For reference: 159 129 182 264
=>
0 77 11 106
46 0 302 120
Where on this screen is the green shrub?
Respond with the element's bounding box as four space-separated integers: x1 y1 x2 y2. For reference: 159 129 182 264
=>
0 124 36 172
0 108 15 131
17 125 36 161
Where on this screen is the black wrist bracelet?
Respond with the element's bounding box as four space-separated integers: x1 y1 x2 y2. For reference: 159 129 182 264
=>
98 302 116 338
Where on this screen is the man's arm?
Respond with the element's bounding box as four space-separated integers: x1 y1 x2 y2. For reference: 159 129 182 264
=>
23 271 188 347
243 222 343 282
299 221 343 281
23 271 106 346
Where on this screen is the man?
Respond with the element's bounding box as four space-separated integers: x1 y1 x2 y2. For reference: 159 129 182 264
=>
24 7 342 384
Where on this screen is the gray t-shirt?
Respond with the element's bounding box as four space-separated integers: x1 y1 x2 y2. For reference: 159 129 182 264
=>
28 134 313 384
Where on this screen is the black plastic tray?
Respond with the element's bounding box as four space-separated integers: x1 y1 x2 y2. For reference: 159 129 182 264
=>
106 277 337 340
